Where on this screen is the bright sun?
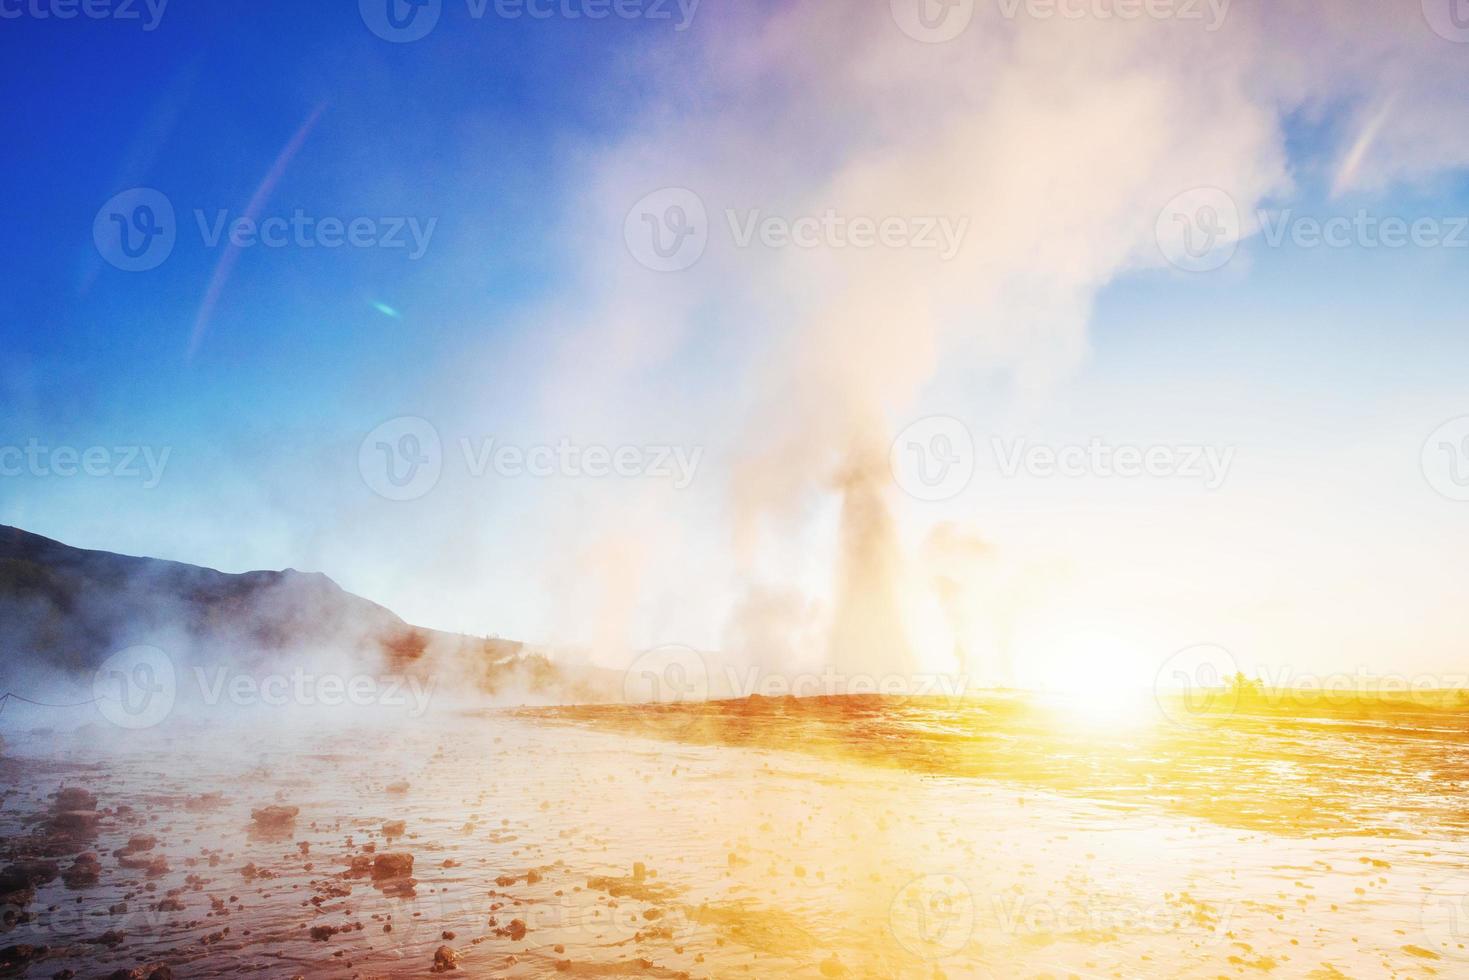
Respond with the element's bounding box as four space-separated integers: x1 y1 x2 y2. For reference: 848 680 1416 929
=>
1027 628 1158 724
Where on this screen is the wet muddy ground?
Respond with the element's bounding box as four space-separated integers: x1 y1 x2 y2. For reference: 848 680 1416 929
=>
1 699 1466 978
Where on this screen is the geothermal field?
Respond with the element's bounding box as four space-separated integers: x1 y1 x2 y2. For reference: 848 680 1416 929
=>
0 689 1466 978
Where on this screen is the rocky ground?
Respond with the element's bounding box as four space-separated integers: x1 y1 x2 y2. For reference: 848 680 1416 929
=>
0 706 1466 978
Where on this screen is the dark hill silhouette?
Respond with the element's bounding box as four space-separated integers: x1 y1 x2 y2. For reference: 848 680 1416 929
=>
0 525 575 697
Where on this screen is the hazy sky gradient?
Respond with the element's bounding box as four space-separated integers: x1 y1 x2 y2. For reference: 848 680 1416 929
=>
3 0 1468 686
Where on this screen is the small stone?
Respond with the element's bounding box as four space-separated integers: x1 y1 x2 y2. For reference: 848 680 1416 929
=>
250 806 300 827
372 853 414 880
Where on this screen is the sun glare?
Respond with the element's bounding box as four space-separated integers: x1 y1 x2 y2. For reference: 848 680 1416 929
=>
1030 629 1158 726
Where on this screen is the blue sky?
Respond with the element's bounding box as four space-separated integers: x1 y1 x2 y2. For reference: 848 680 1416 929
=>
3 1 1468 683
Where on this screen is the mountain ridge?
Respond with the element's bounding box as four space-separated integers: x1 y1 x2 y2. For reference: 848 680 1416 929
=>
0 524 573 698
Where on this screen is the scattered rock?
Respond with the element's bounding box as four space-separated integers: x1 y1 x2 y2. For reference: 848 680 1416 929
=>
182 793 224 812
49 810 100 836
372 853 414 880
0 944 49 971
53 788 96 812
0 860 59 906
250 805 300 827
113 970 171 980
431 945 459 972
62 853 101 888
